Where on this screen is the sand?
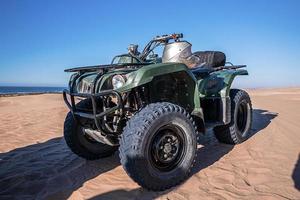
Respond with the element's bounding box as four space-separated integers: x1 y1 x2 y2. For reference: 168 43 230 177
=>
0 89 299 200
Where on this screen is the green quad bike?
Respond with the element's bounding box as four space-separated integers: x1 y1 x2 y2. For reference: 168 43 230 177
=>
63 33 252 191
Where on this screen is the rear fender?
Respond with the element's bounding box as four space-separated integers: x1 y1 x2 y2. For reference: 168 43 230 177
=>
198 69 248 125
199 69 248 98
219 69 248 97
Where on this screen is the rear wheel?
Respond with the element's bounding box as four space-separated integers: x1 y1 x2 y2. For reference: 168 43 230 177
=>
64 99 118 160
119 102 198 191
213 89 252 144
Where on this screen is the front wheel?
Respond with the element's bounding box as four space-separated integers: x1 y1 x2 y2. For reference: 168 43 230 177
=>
119 102 198 191
213 89 252 144
64 99 118 160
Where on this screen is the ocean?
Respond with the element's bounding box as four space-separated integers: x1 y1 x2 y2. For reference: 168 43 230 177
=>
0 86 66 95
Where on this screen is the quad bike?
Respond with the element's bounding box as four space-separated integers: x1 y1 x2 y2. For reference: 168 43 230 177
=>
63 33 252 191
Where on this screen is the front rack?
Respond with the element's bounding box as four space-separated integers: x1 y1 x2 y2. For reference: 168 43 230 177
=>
63 89 123 132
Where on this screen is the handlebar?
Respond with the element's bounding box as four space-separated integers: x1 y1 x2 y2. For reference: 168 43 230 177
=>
140 33 184 60
153 33 183 42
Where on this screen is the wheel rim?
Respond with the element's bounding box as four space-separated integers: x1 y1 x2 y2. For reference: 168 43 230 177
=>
149 124 186 172
236 101 249 135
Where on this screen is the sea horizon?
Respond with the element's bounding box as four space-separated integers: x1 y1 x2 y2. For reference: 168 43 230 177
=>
0 86 66 95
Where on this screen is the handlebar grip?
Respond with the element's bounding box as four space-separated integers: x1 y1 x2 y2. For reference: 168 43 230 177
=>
154 33 183 41
174 33 183 38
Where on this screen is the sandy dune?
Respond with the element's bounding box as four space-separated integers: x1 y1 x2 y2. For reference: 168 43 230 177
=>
0 88 299 200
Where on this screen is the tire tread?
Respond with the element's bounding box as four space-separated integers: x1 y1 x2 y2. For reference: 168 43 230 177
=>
119 102 199 191
213 89 252 144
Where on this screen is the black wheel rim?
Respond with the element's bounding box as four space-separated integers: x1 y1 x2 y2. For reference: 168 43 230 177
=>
149 124 186 172
236 101 249 134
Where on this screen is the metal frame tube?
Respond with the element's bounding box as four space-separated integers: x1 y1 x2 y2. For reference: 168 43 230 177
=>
63 89 123 134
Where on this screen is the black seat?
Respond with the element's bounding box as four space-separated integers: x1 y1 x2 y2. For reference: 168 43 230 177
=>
192 51 226 68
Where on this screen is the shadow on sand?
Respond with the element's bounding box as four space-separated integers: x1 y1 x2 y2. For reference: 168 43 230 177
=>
0 109 277 199
292 155 300 191
0 138 120 199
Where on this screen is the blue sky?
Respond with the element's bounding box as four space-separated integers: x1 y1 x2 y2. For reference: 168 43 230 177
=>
0 0 299 88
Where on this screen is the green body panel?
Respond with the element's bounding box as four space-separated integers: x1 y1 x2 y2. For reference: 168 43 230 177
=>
115 62 203 118
72 69 134 93
198 69 248 98
96 69 135 92
116 63 194 92
71 63 248 122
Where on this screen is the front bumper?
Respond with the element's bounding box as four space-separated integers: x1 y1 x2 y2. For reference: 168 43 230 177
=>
63 89 123 131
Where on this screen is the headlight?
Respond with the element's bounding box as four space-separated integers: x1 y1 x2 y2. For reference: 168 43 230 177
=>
112 74 126 89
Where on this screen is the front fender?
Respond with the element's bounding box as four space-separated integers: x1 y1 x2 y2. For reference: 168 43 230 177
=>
117 63 196 92
117 62 204 120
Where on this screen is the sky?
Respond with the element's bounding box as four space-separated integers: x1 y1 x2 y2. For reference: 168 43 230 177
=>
0 0 299 88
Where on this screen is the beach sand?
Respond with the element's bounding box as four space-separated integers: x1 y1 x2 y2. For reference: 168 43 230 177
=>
0 88 299 199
